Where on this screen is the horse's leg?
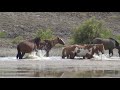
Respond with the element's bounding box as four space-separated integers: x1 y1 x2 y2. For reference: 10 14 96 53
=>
16 46 22 59
109 49 113 57
109 49 111 57
111 50 113 56
21 52 25 59
66 53 70 59
70 53 75 59
118 49 120 57
96 51 99 56
83 56 85 59
17 52 22 59
16 53 21 59
46 51 49 57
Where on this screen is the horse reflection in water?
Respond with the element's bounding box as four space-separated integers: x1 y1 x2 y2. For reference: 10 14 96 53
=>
16 37 46 59
43 37 65 57
92 38 120 57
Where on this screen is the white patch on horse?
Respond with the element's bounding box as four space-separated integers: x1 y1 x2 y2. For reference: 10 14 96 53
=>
93 45 96 49
76 48 89 57
64 50 66 55
72 47 79 54
60 38 65 44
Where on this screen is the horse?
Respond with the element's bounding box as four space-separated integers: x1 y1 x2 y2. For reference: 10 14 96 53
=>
84 44 105 56
62 45 78 59
16 37 45 59
81 44 105 59
62 44 104 59
75 44 104 59
92 38 119 57
43 37 65 57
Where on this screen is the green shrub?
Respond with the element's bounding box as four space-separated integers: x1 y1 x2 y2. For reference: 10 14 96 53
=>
36 29 54 40
72 17 113 44
114 35 120 43
0 31 7 38
12 36 24 44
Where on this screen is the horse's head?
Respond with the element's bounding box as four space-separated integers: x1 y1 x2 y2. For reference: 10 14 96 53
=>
57 37 65 45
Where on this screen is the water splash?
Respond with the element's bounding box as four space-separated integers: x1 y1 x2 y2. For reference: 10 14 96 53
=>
25 50 48 59
93 53 120 61
36 50 46 58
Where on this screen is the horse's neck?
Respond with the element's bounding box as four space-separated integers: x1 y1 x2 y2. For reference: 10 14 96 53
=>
28 39 39 48
51 39 58 47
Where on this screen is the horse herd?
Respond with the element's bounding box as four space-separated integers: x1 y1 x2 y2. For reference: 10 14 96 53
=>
16 37 120 59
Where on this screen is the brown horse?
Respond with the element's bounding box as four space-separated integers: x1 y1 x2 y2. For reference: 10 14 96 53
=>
82 44 105 59
43 37 65 57
62 44 105 59
16 37 45 59
62 45 78 59
84 44 105 55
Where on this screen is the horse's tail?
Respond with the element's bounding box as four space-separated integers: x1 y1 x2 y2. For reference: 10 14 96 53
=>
109 38 119 48
16 45 22 59
115 40 119 48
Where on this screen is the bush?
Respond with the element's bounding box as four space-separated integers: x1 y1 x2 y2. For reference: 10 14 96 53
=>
114 35 120 43
12 36 24 44
72 17 113 44
36 29 54 40
0 31 7 38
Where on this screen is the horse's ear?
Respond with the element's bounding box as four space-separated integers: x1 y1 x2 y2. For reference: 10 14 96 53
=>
57 37 59 40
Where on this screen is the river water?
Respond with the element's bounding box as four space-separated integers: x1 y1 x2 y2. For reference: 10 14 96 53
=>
0 50 120 78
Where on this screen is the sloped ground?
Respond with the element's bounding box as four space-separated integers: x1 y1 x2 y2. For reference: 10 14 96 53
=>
0 12 120 48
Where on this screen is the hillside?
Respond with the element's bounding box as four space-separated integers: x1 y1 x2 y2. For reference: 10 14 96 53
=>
0 12 120 48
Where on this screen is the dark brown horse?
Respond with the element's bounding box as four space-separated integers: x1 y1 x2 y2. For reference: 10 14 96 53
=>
43 37 65 57
16 37 45 59
92 38 119 57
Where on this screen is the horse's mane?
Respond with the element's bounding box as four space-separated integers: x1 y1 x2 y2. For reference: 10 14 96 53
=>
109 38 119 47
44 40 52 48
29 37 41 47
34 37 41 43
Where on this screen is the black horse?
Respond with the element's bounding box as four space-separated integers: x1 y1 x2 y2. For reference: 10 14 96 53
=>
92 38 120 57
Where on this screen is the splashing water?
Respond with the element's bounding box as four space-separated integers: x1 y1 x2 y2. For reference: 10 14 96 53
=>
36 50 46 58
93 53 120 61
25 50 48 59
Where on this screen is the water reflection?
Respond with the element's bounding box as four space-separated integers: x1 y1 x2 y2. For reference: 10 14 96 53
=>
0 67 120 77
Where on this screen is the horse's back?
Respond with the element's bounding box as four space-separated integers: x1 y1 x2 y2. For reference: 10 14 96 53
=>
18 41 36 53
93 38 115 50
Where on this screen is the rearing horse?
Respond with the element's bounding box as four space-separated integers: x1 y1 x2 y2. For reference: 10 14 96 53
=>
43 37 65 57
16 37 44 59
92 38 119 57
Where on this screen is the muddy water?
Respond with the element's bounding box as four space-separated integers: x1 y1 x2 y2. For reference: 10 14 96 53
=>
0 51 120 78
